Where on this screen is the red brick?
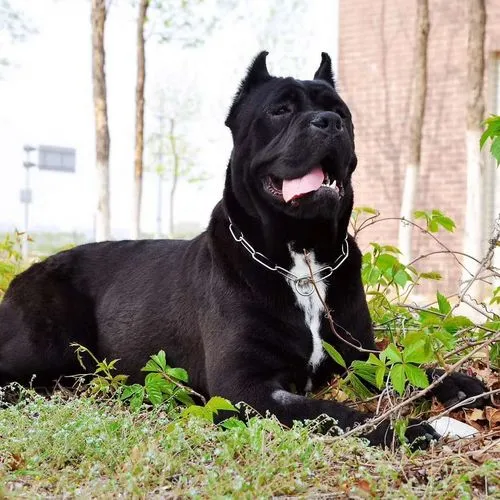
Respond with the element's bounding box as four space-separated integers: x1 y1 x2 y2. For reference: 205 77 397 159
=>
339 0 499 294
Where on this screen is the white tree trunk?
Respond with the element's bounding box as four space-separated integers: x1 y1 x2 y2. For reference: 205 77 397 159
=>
463 130 483 261
132 0 149 240
95 159 110 241
397 0 429 264
131 181 142 240
91 0 111 242
462 0 486 292
398 163 418 264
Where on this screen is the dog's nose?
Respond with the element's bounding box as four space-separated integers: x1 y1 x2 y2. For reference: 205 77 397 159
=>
310 112 343 132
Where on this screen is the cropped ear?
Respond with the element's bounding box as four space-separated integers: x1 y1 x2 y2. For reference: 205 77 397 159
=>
225 51 272 129
313 52 335 88
240 51 271 94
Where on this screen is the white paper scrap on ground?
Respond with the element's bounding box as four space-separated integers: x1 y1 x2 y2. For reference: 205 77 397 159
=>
429 416 479 438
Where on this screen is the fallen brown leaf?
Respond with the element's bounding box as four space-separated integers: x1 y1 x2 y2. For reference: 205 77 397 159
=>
356 479 372 492
465 408 486 422
6 453 25 471
485 407 500 429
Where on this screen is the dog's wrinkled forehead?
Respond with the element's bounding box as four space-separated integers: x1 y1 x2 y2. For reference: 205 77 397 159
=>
225 51 337 132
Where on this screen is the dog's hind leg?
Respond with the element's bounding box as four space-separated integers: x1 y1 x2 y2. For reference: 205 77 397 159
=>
0 295 91 388
0 299 39 386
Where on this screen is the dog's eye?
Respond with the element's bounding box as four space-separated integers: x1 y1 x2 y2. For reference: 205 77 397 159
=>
270 104 292 116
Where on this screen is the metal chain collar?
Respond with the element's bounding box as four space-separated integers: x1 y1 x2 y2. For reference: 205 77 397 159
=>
228 219 349 297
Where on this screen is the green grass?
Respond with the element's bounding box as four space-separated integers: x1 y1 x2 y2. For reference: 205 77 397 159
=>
0 390 498 498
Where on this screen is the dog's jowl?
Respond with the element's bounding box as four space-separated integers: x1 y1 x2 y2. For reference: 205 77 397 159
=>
0 52 486 447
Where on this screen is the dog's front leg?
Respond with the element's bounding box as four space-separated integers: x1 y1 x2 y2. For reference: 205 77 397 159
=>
425 368 488 408
208 366 439 448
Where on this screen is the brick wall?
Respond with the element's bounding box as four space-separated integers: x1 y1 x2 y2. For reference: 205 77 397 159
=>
338 0 500 295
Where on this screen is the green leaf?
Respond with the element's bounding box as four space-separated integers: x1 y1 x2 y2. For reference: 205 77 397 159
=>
394 269 410 287
367 267 382 285
394 419 408 445
166 367 189 382
120 384 144 401
403 339 433 364
355 206 378 215
480 127 492 148
220 417 246 430
366 353 385 367
375 365 386 389
419 271 442 280
490 342 500 370
491 136 500 164
182 405 213 422
436 215 455 232
390 364 406 395
418 310 443 326
151 350 168 371
205 396 237 413
111 374 129 386
376 253 398 272
381 245 402 255
436 291 451 314
483 320 500 331
141 359 162 373
381 343 403 364
322 341 346 368
352 360 377 386
434 329 457 349
120 384 146 410
141 351 169 373
173 389 195 407
145 380 164 406
401 330 425 347
145 373 174 402
345 373 374 399
428 220 439 233
442 315 474 334
404 364 429 389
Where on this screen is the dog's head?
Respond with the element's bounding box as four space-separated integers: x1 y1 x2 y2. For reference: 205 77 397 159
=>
224 52 356 230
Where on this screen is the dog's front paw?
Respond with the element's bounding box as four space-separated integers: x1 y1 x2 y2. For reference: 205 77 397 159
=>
427 369 488 409
364 419 440 450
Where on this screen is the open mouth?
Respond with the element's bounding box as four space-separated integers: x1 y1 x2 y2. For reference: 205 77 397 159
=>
264 165 344 204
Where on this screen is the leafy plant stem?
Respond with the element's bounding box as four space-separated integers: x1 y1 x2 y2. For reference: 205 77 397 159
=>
333 329 500 441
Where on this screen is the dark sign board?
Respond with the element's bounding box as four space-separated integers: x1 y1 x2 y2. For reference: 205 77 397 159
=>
38 145 76 173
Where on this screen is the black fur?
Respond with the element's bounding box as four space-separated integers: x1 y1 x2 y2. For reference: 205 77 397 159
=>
0 53 486 447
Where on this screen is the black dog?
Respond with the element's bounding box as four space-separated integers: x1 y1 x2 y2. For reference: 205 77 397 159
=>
0 53 485 446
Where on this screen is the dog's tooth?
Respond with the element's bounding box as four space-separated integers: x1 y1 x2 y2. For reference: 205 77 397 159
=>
331 180 337 189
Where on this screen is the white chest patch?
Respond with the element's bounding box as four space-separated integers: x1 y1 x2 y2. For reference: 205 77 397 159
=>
288 249 327 371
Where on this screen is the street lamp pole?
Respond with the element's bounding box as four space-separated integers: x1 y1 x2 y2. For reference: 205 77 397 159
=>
22 145 36 261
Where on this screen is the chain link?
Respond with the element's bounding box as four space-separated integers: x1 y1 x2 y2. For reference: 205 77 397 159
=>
228 218 349 294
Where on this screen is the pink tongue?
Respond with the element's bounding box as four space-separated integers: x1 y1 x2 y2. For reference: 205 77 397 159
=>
282 167 324 203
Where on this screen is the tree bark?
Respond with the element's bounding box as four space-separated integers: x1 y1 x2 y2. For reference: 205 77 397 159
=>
463 0 486 290
132 0 150 239
398 0 429 264
91 0 111 241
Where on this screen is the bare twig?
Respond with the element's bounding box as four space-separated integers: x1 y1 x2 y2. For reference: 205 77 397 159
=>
408 250 483 267
456 213 500 307
303 251 378 355
355 216 472 274
444 331 497 360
